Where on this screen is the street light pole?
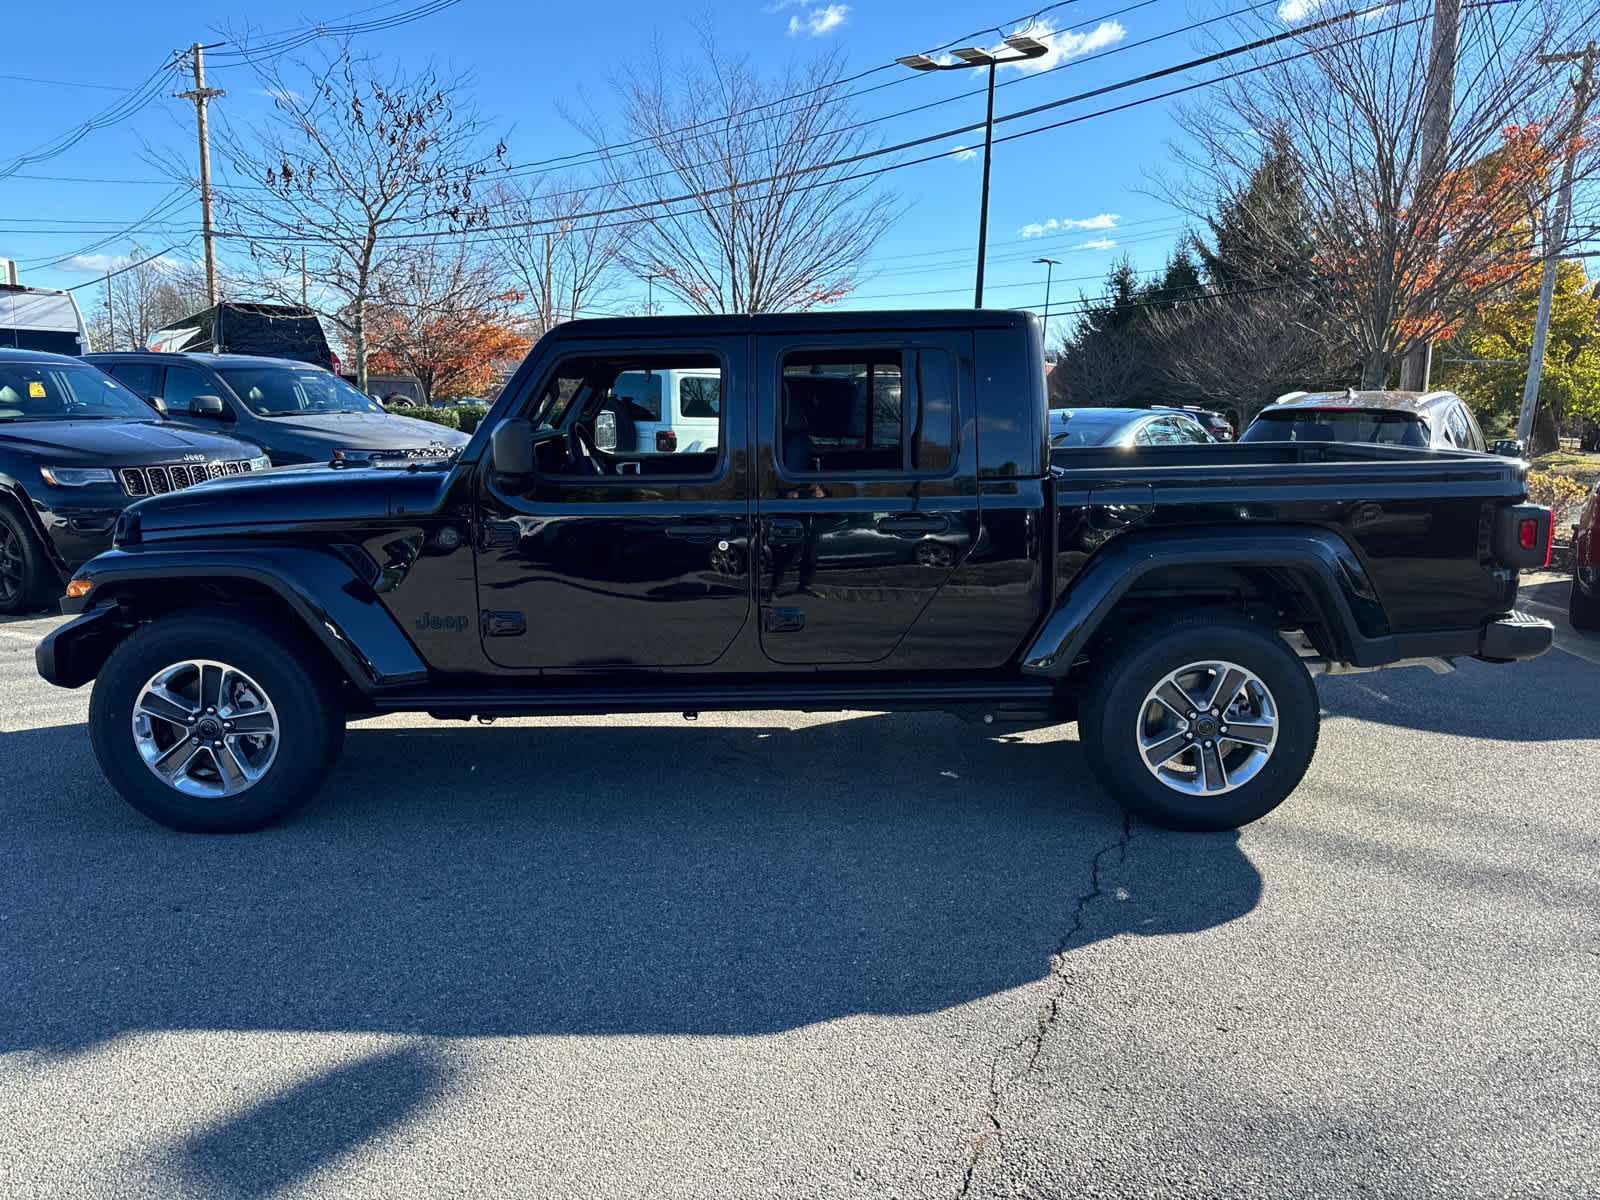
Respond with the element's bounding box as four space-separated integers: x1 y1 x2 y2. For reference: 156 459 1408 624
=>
898 35 1048 308
1034 256 1060 345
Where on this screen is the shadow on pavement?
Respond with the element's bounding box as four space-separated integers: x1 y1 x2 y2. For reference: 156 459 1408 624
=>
161 1045 449 1200
1315 645 1600 741
0 714 1261 1052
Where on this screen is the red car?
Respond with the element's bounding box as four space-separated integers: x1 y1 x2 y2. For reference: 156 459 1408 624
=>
1572 484 1600 630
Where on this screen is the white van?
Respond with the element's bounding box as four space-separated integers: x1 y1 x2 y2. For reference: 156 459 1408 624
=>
596 367 721 456
0 284 91 356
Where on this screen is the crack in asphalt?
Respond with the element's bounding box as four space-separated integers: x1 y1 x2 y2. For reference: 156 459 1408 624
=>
954 814 1137 1199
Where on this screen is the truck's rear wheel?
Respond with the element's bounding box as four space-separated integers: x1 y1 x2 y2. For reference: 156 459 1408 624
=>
1569 568 1600 632
89 611 345 832
1080 614 1319 831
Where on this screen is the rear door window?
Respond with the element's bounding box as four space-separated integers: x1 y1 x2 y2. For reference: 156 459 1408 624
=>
108 362 160 398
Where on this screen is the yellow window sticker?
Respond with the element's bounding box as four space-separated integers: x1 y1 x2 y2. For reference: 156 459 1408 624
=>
28 382 46 398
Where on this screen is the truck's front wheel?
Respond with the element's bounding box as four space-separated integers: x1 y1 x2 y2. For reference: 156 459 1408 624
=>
89 612 345 832
1080 614 1319 831
1569 568 1600 632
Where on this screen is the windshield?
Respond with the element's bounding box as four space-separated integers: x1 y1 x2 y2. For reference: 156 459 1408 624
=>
0 359 157 422
1240 409 1428 447
216 365 384 417
1049 411 1134 448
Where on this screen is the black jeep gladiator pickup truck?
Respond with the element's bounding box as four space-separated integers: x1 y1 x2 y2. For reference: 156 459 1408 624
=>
36 310 1553 834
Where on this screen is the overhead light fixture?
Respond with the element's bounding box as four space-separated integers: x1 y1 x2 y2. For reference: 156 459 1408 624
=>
896 54 939 70
951 47 992 64
1004 35 1048 56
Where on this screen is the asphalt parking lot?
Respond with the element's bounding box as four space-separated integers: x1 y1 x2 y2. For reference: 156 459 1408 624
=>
2 576 1596 1199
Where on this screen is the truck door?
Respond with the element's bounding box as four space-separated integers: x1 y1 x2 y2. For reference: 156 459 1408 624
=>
474 336 751 670
754 331 974 665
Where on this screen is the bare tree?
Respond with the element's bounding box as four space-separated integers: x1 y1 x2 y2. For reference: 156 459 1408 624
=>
95 246 216 350
206 42 504 388
592 42 898 313
489 176 633 333
1173 2 1600 387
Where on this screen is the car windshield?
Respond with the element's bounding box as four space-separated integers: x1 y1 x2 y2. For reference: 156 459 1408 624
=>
0 360 157 422
216 366 384 417
1049 411 1134 448
1240 409 1428 447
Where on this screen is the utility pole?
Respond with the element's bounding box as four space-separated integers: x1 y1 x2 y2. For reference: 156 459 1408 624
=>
300 246 308 306
1516 40 1599 445
176 42 225 309
1398 0 1461 392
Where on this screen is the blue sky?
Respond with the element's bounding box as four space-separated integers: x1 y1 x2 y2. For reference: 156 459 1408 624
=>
2 0 1284 343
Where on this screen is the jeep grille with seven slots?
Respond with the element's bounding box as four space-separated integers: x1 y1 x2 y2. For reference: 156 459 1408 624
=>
119 460 256 497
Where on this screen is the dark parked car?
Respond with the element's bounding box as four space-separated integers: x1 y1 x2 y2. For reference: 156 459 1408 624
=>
83 352 469 466
1048 407 1214 449
40 310 1552 835
1240 389 1514 453
0 348 266 613
1570 482 1599 631
1155 404 1234 441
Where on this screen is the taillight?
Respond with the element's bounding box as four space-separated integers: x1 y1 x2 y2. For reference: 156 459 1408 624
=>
656 430 677 453
1493 503 1552 568
1519 518 1538 550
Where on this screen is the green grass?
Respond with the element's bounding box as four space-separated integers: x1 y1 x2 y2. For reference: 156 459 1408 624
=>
1530 448 1600 483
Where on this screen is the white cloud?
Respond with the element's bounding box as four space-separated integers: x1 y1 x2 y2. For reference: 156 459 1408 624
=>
951 145 977 161
1277 0 1317 18
1080 237 1117 250
1000 19 1126 73
1016 213 1119 239
788 4 849 37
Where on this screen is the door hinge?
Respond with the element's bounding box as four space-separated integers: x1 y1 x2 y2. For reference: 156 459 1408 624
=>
481 610 527 637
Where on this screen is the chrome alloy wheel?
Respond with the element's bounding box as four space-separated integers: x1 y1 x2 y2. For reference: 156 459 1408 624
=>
131 660 280 798
1135 659 1278 796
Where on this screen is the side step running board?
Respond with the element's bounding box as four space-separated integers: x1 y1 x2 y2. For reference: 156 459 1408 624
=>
369 680 1060 720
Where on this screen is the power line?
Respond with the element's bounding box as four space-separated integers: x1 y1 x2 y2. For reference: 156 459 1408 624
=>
63 243 187 291
215 0 1430 248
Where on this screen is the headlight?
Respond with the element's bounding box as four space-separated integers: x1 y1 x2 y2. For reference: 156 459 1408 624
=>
247 455 272 471
332 448 377 463
39 466 116 487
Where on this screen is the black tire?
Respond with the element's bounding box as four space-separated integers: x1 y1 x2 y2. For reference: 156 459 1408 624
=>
1079 613 1320 832
0 503 58 615
89 610 346 833
1569 570 1600 632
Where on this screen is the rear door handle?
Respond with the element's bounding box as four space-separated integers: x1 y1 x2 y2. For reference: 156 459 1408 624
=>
877 514 949 536
666 521 735 539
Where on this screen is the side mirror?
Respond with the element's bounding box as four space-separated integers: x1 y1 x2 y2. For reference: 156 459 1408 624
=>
490 417 534 476
148 395 169 417
189 394 227 418
1492 438 1525 458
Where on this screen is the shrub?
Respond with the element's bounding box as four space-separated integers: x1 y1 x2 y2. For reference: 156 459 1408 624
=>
455 405 490 435
1526 470 1589 523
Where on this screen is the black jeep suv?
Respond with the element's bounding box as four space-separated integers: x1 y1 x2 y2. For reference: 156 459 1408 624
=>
0 348 267 613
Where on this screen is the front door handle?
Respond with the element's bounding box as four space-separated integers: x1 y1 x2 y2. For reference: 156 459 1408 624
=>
666 520 735 540
877 514 949 536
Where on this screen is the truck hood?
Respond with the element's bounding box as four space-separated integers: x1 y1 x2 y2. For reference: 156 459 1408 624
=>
255 411 469 451
1 418 260 463
126 461 451 536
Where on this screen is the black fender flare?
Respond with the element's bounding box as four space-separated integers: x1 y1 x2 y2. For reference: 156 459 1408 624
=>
0 474 68 573
1020 526 1395 676
36 544 428 691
